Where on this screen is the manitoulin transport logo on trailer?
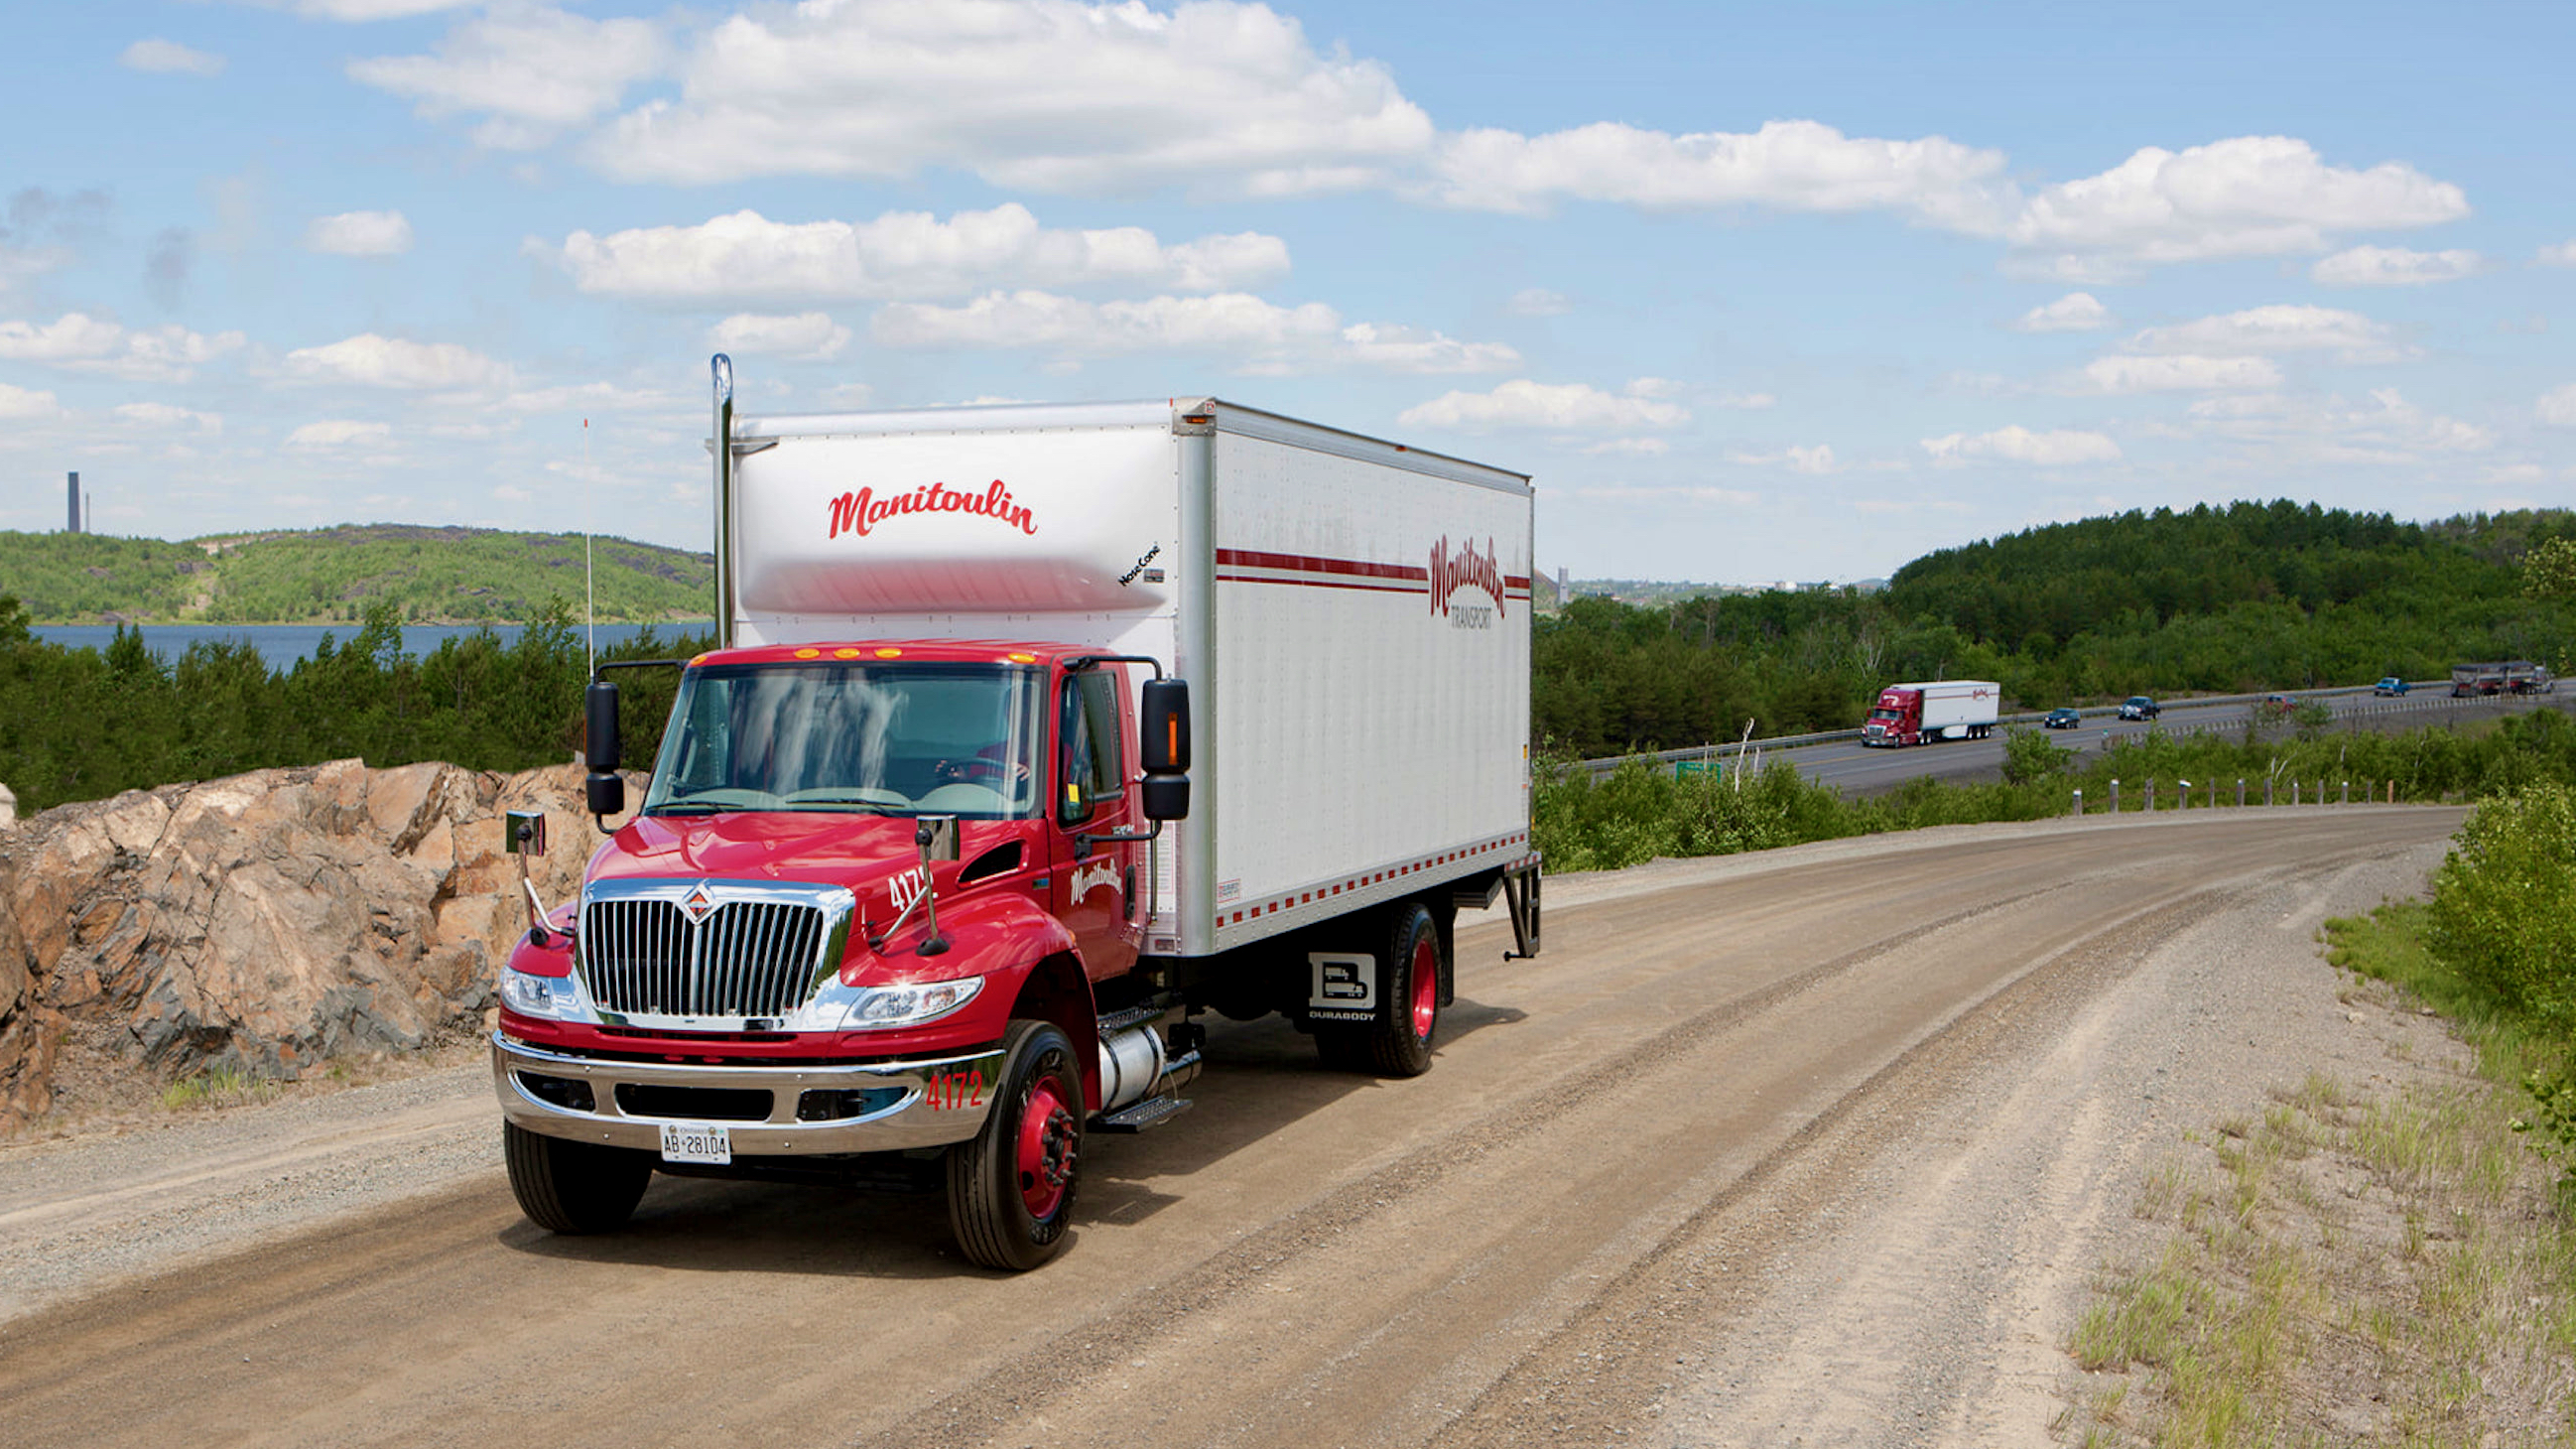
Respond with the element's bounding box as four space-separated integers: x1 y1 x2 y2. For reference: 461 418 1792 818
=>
1428 535 1504 620
827 479 1039 540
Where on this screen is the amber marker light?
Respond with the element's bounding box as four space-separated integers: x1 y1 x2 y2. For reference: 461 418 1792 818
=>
688 652 711 666
1007 652 1038 664
835 648 862 658
874 647 903 658
793 648 821 659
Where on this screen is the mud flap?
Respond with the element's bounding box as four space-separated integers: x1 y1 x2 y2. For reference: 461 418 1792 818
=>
1501 858 1542 961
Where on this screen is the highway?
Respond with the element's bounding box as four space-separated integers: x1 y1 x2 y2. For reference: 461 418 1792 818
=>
1629 686 2572 797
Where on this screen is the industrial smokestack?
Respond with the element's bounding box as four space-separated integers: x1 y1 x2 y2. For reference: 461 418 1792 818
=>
66 471 80 534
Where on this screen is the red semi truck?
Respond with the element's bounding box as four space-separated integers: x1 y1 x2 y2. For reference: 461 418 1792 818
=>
490 360 1542 1269
1860 680 2001 746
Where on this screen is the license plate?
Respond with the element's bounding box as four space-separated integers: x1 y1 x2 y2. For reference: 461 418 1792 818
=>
659 1121 731 1164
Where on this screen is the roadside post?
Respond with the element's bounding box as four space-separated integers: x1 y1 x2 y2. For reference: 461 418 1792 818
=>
2071 789 2083 817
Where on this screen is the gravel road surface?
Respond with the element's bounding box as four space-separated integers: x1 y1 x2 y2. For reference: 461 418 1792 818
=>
0 806 2466 1447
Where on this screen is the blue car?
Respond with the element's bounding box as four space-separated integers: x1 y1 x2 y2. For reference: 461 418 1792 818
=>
2374 677 2409 696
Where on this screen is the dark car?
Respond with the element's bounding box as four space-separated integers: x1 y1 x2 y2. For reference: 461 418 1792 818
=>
2043 708 2081 729
2374 677 2409 696
2117 696 2160 721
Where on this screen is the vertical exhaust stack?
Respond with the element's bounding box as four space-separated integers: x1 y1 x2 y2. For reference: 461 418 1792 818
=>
66 471 79 534
710 354 735 649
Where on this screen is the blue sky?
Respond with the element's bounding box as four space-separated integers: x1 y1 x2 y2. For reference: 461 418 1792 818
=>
4 0 2571 584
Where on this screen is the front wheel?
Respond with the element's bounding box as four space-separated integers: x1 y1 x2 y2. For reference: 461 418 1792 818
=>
947 1019 1085 1271
504 1120 654 1235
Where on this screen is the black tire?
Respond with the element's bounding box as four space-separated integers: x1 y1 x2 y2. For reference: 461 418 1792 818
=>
947 1020 1084 1271
1316 903 1443 1077
504 1120 654 1235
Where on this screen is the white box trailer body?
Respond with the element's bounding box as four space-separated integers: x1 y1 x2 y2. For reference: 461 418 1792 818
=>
723 398 1534 963
1911 680 2001 737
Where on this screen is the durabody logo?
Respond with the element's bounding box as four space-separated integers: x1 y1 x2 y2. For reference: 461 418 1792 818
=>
1429 534 1504 628
827 479 1037 540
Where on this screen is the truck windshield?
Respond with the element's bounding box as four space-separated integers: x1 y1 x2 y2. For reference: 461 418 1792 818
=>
641 662 1043 818
1868 707 1900 720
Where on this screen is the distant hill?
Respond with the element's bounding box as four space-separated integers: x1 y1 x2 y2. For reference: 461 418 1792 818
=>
0 525 713 625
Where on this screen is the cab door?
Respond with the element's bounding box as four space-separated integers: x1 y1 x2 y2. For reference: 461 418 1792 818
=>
1050 666 1141 980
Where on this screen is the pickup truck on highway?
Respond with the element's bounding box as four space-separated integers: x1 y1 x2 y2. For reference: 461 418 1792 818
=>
490 363 1543 1268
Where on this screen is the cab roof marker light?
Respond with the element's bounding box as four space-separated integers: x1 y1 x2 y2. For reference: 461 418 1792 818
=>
874 647 903 658
794 647 820 658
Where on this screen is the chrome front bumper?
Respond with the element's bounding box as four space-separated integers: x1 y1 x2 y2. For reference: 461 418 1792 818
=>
492 1031 1009 1156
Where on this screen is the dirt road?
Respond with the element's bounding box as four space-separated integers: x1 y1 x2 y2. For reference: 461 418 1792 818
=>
0 808 2465 1448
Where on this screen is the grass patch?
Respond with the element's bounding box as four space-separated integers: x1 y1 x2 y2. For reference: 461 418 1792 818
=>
156 1063 280 1112
2059 909 2576 1446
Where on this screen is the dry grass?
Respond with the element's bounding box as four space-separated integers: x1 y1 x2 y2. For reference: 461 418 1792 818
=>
2062 1063 2576 1446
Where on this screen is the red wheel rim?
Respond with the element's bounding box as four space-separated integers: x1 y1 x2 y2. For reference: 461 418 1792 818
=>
1409 932 1438 1041
1015 1076 1078 1220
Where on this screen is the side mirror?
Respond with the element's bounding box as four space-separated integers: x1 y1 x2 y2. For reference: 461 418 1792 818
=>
1139 677 1191 821
585 679 625 822
915 814 961 862
1141 678 1191 772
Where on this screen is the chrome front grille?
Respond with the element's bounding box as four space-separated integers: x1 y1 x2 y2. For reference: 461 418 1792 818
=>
578 883 847 1019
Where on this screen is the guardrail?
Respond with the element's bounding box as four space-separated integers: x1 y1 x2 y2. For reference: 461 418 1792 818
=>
1574 679 2482 780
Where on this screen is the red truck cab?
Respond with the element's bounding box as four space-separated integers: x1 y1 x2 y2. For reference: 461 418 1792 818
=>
492 639 1186 1269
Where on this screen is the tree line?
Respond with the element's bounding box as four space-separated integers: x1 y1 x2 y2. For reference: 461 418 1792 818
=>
1537 501 2576 759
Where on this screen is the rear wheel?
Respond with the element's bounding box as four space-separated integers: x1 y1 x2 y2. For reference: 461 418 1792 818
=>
1315 902 1442 1078
948 1019 1084 1271
503 1120 654 1234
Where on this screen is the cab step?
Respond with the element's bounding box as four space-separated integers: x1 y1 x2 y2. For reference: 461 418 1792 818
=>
1095 1094 1193 1133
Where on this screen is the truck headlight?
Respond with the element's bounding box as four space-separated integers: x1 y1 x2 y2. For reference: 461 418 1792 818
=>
500 969 576 1018
843 977 982 1029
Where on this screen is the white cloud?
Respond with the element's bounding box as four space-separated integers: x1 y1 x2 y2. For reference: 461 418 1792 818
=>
1566 482 1757 506
286 420 392 448
284 332 514 390
1432 118 2009 226
1715 391 1777 410
1508 288 1571 317
268 0 477 17
2310 244 2484 287
2125 305 2399 361
2540 384 2576 428
349 5 668 149
2012 292 2113 332
0 312 124 361
114 401 222 435
1583 437 1671 457
873 290 1514 374
2004 136 2469 279
0 383 61 419
1921 426 2120 466
1398 379 1690 430
1335 322 1521 373
492 483 533 504
1728 445 1838 473
306 209 414 256
2183 387 2492 462
2082 354 2282 394
120 39 226 75
0 313 245 381
2538 241 2576 268
820 382 875 409
585 0 1432 193
708 312 850 361
539 204 1288 302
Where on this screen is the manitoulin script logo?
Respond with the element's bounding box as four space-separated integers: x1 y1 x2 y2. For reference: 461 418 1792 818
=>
827 479 1038 540
1428 534 1505 619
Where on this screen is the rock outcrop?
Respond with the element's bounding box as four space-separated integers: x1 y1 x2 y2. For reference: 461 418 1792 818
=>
0 759 605 1126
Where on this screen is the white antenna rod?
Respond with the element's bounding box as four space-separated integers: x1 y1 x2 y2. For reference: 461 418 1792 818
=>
583 417 595 678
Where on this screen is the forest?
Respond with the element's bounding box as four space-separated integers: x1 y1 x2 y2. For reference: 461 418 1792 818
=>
4 499 2573 818
1536 500 2576 759
0 524 712 625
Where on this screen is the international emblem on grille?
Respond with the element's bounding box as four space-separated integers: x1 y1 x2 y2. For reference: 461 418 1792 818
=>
680 882 717 924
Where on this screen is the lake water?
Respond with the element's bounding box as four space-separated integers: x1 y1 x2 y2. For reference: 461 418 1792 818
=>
32 621 714 667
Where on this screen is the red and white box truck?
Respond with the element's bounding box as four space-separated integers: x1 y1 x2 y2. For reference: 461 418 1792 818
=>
491 361 1542 1268
1860 680 2000 746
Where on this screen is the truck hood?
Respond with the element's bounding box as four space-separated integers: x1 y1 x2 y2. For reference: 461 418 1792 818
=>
588 811 1041 957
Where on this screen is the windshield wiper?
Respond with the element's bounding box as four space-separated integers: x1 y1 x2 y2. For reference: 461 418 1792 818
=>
645 802 726 816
